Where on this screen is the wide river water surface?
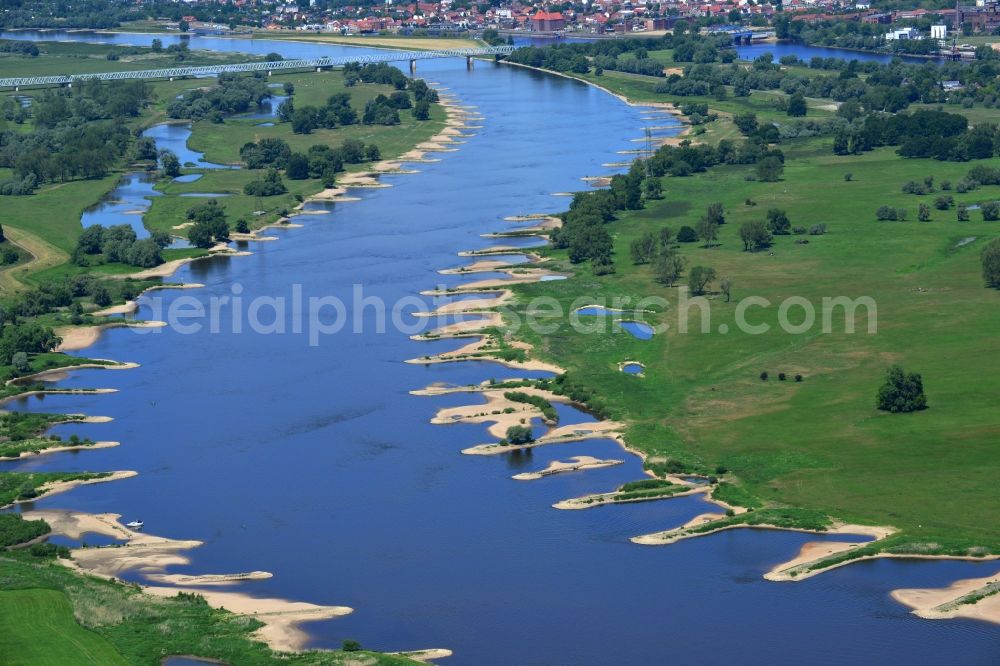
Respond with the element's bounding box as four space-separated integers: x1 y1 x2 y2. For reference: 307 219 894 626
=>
2 31 999 664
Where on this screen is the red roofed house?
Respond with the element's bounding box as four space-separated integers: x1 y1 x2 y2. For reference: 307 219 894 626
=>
531 10 566 31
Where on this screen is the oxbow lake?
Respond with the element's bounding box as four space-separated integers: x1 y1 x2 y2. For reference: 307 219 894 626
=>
1 30 998 665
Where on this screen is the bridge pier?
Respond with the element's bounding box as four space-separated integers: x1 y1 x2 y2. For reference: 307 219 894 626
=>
409 59 416 74
466 56 473 70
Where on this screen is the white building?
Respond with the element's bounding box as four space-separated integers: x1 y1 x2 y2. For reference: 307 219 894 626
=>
886 27 922 40
930 24 947 39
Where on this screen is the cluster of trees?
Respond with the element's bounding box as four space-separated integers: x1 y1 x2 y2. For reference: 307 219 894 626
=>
644 131 785 182
166 72 271 122
775 16 954 57
506 31 735 78
0 81 152 191
185 200 231 249
876 365 928 413
284 92 357 134
0 40 39 56
0 321 59 366
833 109 1000 162
2 273 142 320
240 136 381 188
73 224 168 268
243 169 287 197
343 62 409 90
664 55 1000 118
551 161 655 274
362 93 408 126
0 0 141 29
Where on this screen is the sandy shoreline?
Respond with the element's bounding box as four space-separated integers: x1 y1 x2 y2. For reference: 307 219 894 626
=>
0 440 119 462
25 508 354 653
512 455 624 480
892 571 1000 625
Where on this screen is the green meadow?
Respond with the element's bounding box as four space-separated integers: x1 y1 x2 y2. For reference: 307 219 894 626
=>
509 109 1000 551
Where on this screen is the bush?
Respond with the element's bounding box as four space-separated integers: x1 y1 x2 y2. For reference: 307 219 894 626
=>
778 372 786 381
760 371 768 381
677 225 698 243
795 374 803 382
504 425 534 446
982 238 1000 288
876 365 927 413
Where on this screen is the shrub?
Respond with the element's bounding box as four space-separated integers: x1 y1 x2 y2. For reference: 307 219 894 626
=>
778 372 786 381
677 225 698 242
760 371 768 381
876 365 927 413
504 425 534 445
795 374 803 382
982 238 1000 288
844 172 853 182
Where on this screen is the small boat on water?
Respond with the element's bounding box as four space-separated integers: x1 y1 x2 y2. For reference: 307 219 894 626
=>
125 520 144 530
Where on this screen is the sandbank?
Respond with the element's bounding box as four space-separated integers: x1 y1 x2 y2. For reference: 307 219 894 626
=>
512 455 623 480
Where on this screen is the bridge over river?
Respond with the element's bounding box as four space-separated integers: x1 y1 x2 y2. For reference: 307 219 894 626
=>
0 45 515 90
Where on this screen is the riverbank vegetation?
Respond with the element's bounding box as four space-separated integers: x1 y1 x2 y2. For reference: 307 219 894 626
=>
499 44 1000 560
0 551 424 665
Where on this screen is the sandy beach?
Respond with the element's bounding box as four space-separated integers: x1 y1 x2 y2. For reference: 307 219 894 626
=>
892 572 1000 625
0 439 119 462
512 455 624 480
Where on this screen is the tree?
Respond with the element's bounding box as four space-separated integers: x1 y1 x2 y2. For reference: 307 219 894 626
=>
981 201 1000 221
918 203 931 222
285 153 310 180
720 277 732 302
159 150 180 178
653 252 685 286
504 425 534 445
739 220 772 251
957 205 970 222
677 225 698 243
756 156 784 182
704 202 725 226
876 365 927 413
643 177 662 200
659 227 674 250
695 219 718 247
11 351 30 374
688 265 716 295
982 238 1000 288
629 232 657 265
179 19 189 32
412 100 430 121
787 92 807 117
766 208 791 235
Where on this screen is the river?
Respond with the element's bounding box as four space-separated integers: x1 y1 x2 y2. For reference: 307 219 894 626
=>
2 31 999 665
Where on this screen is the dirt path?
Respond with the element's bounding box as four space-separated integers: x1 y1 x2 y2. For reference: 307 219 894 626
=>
0 227 69 293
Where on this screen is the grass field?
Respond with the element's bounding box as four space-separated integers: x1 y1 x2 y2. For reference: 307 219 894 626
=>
0 589 128 666
186 70 447 164
0 40 261 78
0 553 422 665
508 115 1000 552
